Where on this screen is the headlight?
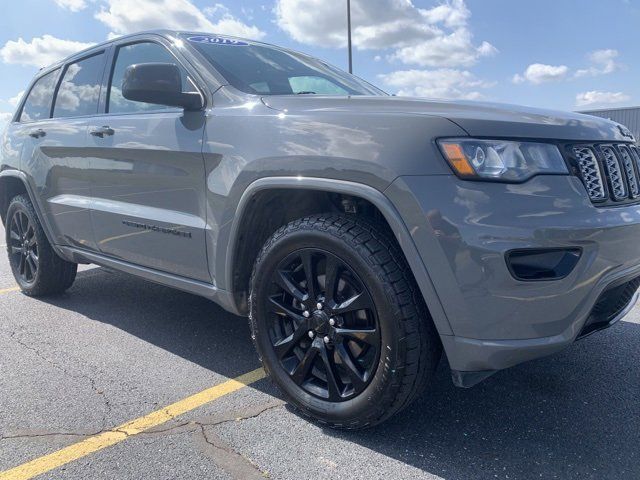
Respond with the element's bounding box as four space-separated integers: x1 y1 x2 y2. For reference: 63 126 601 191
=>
438 139 568 182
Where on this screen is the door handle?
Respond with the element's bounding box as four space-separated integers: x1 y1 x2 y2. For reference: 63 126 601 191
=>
89 126 115 138
28 129 46 139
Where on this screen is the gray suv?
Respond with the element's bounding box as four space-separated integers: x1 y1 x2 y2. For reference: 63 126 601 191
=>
2 30 640 429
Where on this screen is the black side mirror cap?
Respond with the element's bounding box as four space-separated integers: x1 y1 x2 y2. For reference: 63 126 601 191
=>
122 63 203 111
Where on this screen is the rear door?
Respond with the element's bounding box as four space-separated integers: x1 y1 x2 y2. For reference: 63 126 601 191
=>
18 50 107 250
3 69 61 238
87 38 210 282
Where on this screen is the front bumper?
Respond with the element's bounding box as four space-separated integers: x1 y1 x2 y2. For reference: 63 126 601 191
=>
385 174 640 378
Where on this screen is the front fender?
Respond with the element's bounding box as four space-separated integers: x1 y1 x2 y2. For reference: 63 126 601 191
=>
218 176 454 336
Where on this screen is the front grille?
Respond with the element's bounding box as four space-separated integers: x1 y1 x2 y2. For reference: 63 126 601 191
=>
570 143 640 205
601 146 627 200
618 146 640 198
573 147 606 201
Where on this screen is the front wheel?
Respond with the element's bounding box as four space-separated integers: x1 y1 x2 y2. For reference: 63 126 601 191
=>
249 214 441 429
5 194 77 296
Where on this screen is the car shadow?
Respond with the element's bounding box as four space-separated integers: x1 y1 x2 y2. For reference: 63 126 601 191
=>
324 322 640 479
43 267 640 480
41 267 264 380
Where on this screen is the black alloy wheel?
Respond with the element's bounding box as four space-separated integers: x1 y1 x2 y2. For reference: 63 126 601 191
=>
250 214 442 429
266 248 380 402
8 209 39 284
5 194 77 296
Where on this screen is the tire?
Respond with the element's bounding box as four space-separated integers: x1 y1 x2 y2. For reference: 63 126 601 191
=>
5 194 77 296
249 213 441 429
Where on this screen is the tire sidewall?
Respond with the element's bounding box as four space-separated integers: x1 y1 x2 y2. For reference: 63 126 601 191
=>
251 226 407 426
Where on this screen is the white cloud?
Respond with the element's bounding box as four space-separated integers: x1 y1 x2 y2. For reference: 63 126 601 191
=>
0 112 13 132
53 0 87 12
203 3 230 17
420 0 471 28
379 68 494 100
575 49 621 77
0 35 94 67
390 29 497 68
275 0 496 68
512 50 622 86
241 7 254 21
576 91 631 107
277 0 433 49
208 16 265 41
95 0 265 40
8 91 25 108
512 63 569 85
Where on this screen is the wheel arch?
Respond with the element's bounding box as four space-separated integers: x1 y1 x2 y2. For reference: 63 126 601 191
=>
222 177 453 336
0 172 28 226
0 170 62 256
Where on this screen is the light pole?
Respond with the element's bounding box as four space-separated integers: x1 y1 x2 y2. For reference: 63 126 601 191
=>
347 0 353 73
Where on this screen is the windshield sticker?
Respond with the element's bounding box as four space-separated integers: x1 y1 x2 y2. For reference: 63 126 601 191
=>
187 36 249 46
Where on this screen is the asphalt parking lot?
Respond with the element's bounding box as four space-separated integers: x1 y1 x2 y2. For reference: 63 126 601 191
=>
0 222 639 480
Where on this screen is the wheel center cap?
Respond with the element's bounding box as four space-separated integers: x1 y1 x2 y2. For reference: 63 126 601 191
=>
312 310 330 334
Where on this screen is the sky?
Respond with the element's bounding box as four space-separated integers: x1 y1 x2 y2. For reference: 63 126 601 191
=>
2 0 640 130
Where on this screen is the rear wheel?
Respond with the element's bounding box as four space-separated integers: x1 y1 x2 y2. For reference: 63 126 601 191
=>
5 194 77 296
249 214 441 429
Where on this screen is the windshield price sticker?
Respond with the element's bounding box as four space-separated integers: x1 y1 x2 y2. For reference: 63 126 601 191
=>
187 36 249 46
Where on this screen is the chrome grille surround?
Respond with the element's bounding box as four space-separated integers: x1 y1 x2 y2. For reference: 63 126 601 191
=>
617 145 640 198
601 146 627 200
572 146 606 201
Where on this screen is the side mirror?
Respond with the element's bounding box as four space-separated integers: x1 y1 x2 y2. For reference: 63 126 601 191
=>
122 63 203 111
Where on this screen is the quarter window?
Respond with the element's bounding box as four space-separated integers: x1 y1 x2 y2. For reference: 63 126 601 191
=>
108 42 197 114
53 53 106 118
20 69 60 123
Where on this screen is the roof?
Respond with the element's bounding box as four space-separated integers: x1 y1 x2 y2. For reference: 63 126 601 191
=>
37 30 273 74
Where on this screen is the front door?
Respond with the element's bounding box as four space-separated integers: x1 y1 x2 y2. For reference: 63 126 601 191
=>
87 40 210 282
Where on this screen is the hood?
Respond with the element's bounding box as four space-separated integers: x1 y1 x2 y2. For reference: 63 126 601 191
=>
261 95 634 143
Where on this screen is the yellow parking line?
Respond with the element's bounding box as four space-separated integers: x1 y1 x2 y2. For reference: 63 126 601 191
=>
0 368 266 480
0 286 19 295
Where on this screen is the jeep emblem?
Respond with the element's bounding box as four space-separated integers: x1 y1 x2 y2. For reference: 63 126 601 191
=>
618 125 635 140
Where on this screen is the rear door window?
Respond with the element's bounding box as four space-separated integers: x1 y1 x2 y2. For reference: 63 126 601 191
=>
53 52 106 118
20 69 60 123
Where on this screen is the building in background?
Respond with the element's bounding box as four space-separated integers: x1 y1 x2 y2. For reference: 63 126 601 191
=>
580 106 640 140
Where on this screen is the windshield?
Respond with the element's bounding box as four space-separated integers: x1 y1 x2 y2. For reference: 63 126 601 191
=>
183 35 385 96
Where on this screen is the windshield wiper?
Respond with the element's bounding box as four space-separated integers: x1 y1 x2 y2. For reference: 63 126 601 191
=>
296 91 316 95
